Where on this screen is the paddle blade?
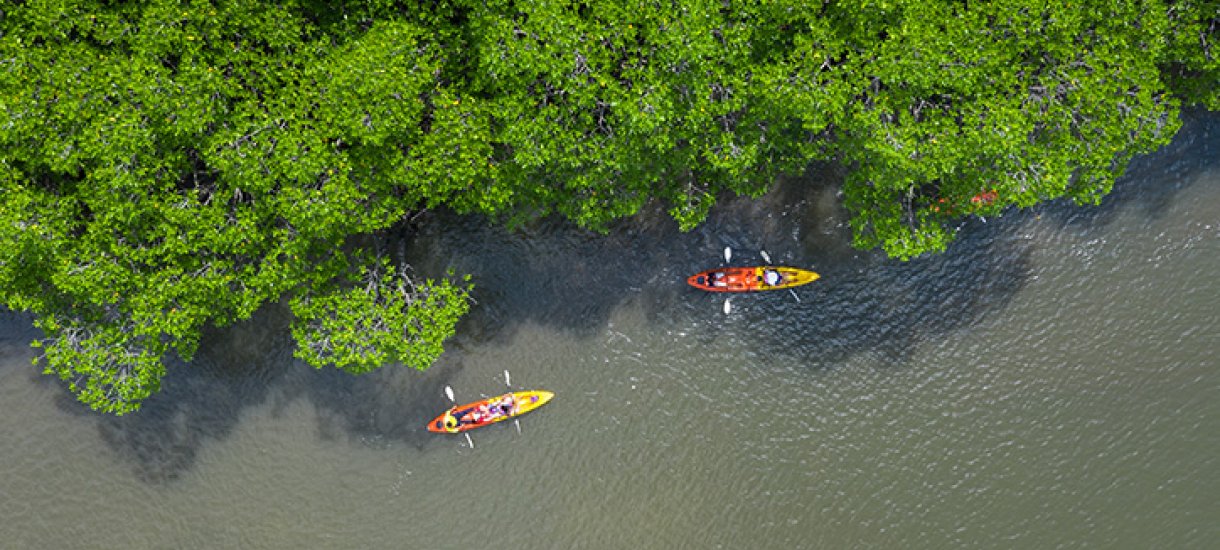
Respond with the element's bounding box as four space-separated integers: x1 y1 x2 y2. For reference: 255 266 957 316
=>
788 288 802 303
761 250 771 264
724 246 732 263
723 298 732 315
444 386 455 402
464 433 474 449
504 369 512 388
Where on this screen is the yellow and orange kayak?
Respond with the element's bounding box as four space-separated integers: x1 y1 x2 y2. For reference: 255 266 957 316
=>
687 266 820 293
427 390 554 433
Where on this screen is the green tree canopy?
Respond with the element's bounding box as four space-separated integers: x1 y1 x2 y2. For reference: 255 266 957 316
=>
1 0 1215 413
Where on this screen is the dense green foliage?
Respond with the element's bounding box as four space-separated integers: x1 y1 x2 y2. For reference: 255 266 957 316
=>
1 0 1215 413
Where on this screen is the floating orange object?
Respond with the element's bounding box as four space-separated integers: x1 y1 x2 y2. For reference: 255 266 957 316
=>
427 391 554 433
686 266 820 293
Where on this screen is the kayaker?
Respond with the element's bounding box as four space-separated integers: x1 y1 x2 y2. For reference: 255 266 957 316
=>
496 395 516 416
451 405 480 426
764 269 782 286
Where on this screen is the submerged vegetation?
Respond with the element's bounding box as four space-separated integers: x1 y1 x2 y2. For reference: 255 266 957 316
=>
1 0 1216 413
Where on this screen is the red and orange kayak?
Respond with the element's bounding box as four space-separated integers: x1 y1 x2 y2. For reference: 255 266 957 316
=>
427 390 554 433
687 266 820 293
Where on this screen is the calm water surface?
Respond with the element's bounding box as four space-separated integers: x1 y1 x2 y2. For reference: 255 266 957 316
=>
1 112 1217 549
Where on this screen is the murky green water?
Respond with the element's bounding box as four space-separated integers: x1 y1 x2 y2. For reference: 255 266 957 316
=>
2 111 1217 549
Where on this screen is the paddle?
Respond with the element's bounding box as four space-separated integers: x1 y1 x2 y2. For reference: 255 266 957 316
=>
719 248 767 315
505 370 521 434
721 247 733 314
444 385 474 449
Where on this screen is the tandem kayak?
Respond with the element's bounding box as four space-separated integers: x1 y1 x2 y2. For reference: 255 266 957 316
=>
427 390 554 434
686 266 820 293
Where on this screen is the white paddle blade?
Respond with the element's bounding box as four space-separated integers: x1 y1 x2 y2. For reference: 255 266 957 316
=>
515 420 522 434
724 246 732 263
464 433 474 449
789 288 802 303
504 369 512 388
444 386 455 402
761 250 771 264
723 298 732 315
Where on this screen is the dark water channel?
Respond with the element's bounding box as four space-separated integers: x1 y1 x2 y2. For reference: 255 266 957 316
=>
1 111 1217 548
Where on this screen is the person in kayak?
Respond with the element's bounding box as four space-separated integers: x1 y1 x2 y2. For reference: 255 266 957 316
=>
495 395 516 417
470 404 492 423
447 405 480 428
763 269 783 286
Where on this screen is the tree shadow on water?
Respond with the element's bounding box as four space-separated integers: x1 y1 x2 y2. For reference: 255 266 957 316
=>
762 218 1034 367
48 308 297 484
269 355 462 452
48 306 464 484
660 194 1035 371
1046 108 1219 230
407 209 691 348
400 162 853 351
398 158 1032 373
730 110 1219 369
